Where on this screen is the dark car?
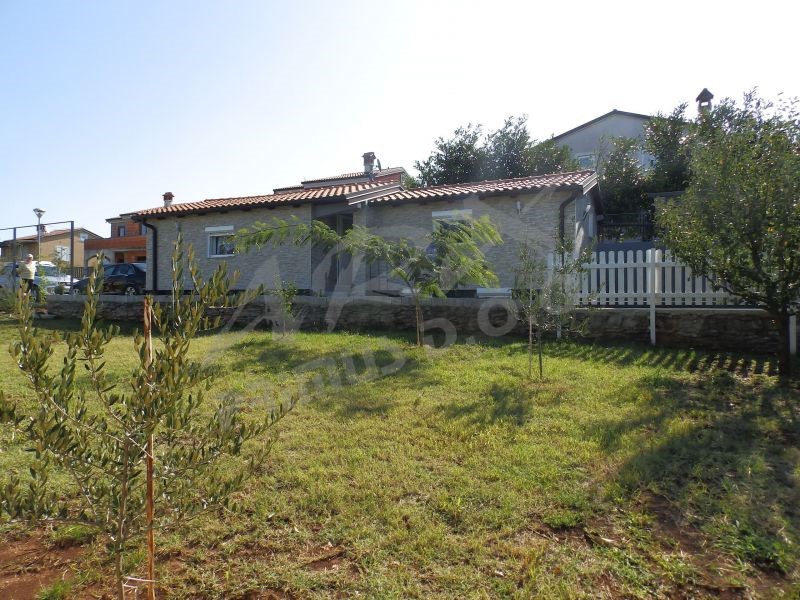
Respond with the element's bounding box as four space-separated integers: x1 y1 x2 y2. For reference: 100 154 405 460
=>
71 262 147 295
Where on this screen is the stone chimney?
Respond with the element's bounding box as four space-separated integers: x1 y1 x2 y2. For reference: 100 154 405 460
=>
163 192 174 208
696 88 714 113
362 152 376 176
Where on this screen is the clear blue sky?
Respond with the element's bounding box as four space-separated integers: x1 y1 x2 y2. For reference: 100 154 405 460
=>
1 0 798 238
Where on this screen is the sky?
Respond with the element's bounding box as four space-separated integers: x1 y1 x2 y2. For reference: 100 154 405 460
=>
1 0 798 239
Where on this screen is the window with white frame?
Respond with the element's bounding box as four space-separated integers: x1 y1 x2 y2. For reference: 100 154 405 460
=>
432 208 473 232
206 225 235 257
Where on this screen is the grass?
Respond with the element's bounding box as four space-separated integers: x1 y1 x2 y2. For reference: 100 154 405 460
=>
0 316 798 598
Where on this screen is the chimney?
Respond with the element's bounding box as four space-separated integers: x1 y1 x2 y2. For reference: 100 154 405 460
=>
696 88 714 113
163 192 174 208
362 152 376 177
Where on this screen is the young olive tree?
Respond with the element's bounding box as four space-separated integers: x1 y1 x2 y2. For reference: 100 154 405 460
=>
513 237 592 380
0 234 293 599
236 215 502 347
658 91 800 377
345 217 502 346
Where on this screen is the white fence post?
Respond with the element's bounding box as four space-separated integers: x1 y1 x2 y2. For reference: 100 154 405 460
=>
790 315 797 356
648 248 657 346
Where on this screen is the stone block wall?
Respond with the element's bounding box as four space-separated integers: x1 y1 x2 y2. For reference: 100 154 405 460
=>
48 295 795 356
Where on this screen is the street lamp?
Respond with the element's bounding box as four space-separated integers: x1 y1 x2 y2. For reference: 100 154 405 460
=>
33 208 45 260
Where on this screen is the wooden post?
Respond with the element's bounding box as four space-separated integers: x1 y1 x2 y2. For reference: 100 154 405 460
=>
144 297 156 600
790 315 797 356
648 249 657 346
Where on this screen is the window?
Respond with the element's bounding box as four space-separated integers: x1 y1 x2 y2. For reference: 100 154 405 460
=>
209 234 235 257
54 245 70 262
206 225 235 257
576 153 597 169
140 223 147 235
118 225 126 237
432 209 473 231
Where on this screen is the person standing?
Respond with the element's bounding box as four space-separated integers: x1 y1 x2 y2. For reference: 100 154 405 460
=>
17 254 39 302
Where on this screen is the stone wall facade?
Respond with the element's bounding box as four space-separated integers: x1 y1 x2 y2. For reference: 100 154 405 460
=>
48 295 795 355
140 189 593 296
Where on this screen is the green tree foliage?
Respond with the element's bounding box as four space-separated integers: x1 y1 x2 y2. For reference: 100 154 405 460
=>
644 103 691 193
597 136 649 214
657 91 800 377
236 216 503 346
0 235 293 598
414 116 577 186
598 105 692 214
414 124 486 186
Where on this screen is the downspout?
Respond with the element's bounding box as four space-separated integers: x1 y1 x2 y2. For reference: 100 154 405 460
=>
140 219 158 293
558 191 581 247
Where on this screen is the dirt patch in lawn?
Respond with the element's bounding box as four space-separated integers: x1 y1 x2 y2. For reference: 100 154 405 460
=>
0 532 86 599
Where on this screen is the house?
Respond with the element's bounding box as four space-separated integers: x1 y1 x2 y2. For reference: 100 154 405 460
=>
553 109 653 170
131 156 600 295
84 213 148 266
0 227 102 267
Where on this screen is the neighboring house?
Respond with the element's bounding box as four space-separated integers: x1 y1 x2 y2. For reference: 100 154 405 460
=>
553 109 653 170
0 227 102 267
84 213 147 265
131 155 600 295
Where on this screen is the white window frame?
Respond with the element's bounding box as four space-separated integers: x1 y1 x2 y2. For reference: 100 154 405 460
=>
206 225 235 258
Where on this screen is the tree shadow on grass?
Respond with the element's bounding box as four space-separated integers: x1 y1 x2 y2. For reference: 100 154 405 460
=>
437 381 537 426
598 371 800 576
547 340 778 377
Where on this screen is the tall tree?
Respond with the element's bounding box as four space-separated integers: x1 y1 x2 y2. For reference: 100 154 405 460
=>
645 103 692 193
657 91 800 376
414 124 486 186
415 116 577 186
597 136 649 214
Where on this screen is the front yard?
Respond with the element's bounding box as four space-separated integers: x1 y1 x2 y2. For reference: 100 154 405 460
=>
0 319 798 598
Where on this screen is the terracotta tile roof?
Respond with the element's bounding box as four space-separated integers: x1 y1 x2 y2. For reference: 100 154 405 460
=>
301 167 406 185
369 170 597 203
3 228 100 243
135 182 395 217
133 170 596 219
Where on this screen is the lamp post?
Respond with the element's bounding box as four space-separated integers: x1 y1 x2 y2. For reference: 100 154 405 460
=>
33 208 45 260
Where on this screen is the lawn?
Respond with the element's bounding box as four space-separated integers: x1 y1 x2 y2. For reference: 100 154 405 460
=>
0 316 798 598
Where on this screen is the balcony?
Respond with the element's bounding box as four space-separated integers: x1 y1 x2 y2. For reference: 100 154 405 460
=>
85 235 146 252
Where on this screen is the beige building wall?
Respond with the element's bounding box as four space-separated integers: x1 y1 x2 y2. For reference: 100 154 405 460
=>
3 230 99 266
142 191 596 294
145 204 313 292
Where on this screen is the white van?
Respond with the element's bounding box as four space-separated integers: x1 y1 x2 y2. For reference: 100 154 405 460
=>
0 261 75 295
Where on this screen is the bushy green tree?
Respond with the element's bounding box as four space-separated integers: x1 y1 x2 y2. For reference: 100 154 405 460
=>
414 124 486 186
597 136 649 214
657 91 800 377
644 103 691 193
0 235 293 598
414 116 577 186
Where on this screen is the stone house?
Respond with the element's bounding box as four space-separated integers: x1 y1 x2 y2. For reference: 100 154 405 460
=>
132 164 601 295
83 212 148 266
553 109 653 170
0 227 102 267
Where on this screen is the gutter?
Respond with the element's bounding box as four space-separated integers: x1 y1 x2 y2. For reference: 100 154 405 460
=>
558 192 581 245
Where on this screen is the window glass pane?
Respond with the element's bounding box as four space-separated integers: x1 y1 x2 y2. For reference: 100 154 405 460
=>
211 235 235 256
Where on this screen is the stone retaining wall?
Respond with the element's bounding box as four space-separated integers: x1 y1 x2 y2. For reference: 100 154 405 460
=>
47 295 794 355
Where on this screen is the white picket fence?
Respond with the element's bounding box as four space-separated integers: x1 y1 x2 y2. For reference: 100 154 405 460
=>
574 248 737 307
546 248 796 352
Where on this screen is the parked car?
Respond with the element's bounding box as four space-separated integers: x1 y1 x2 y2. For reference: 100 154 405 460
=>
70 262 147 295
0 261 74 295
